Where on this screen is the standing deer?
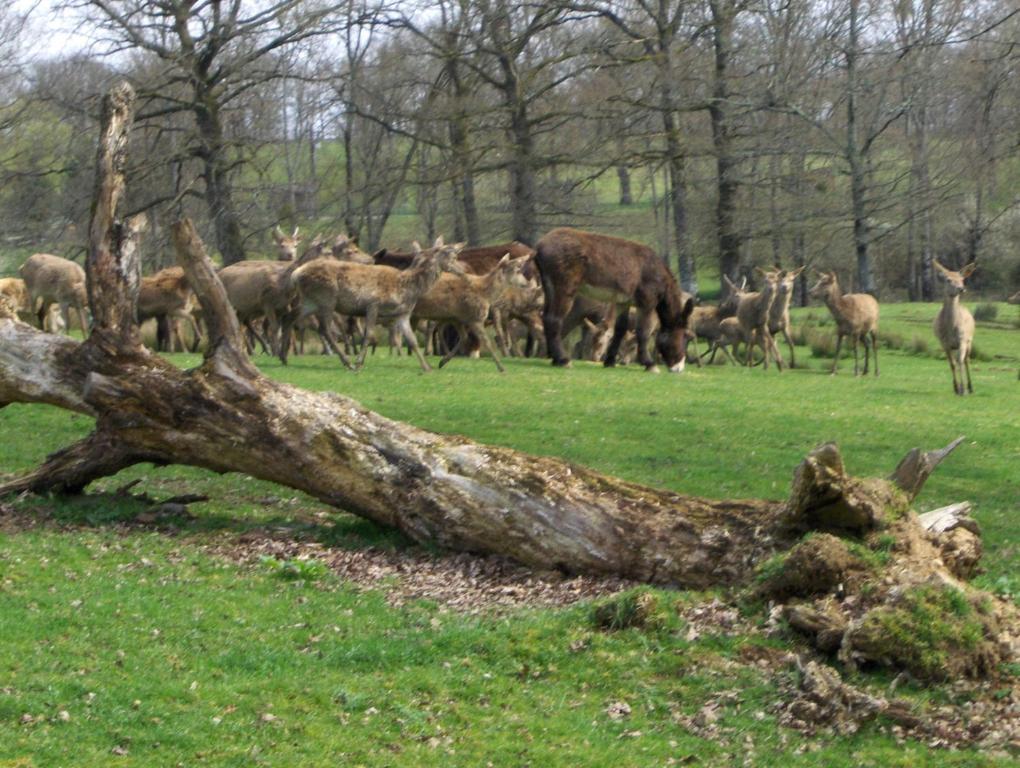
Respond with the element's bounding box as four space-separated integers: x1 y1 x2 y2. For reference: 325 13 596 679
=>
736 268 784 370
0 277 32 324
808 271 880 376
768 266 805 367
932 261 976 395
18 253 90 337
281 237 465 371
138 267 202 352
689 276 746 365
412 254 530 372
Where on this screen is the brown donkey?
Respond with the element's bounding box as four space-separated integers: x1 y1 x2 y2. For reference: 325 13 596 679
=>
809 271 880 376
535 228 695 372
933 261 976 395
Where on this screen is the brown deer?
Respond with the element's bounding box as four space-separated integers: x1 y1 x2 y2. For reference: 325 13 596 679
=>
768 266 806 367
18 253 89 337
535 228 695 372
281 237 465 371
707 316 747 365
412 254 530 372
736 268 785 370
932 261 976 395
137 267 203 352
808 271 880 376
1008 291 1020 305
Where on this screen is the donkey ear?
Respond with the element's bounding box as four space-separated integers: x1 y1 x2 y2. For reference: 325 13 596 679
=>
681 296 696 321
959 262 977 279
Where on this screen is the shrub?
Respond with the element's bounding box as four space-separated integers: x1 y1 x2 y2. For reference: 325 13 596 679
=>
589 588 665 631
972 303 998 322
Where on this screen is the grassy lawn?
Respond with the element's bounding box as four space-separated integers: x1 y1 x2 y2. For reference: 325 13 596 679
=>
0 305 1017 766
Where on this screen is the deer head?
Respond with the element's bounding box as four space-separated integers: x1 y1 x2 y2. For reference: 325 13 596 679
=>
272 226 302 261
934 261 976 298
808 270 838 300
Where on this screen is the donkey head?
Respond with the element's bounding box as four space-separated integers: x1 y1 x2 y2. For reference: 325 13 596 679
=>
656 296 697 373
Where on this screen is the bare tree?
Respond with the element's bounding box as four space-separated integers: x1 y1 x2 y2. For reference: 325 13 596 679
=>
70 0 358 264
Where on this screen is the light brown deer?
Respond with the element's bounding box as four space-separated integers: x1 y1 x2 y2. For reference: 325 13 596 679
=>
688 276 746 365
412 254 530 372
1008 290 1020 305
736 268 784 370
137 267 202 352
18 253 89 337
707 316 747 365
768 266 806 367
932 261 976 395
808 270 880 376
282 237 465 371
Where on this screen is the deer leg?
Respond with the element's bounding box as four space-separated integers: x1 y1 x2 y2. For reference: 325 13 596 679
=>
945 349 960 394
438 328 465 369
871 331 879 377
862 333 871 375
354 306 378 370
768 329 784 371
316 309 354 370
783 326 796 368
397 315 431 373
962 345 973 394
852 334 862 376
830 334 844 374
474 319 505 373
746 329 759 368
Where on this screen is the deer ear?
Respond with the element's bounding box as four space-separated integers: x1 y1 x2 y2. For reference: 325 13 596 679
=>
960 262 977 279
933 260 949 277
754 266 767 278
273 225 284 242
412 241 422 255
790 266 805 278
723 275 737 291
582 317 598 332
433 236 444 249
292 227 300 240
497 253 510 267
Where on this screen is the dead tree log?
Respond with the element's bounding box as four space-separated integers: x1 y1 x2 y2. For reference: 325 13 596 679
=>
0 84 1016 680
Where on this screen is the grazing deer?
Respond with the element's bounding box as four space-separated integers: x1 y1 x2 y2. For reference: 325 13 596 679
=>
768 266 805 367
932 261 976 395
535 228 695 373
18 253 89 337
808 271 880 376
736 268 784 370
282 237 465 371
1008 291 1020 305
413 254 530 372
137 267 202 352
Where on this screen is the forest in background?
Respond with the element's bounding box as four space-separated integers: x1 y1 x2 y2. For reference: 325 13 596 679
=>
0 0 1018 301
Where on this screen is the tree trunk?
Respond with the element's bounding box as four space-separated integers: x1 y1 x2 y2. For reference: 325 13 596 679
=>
193 88 246 266
845 0 875 295
506 89 538 246
709 0 741 297
3 84 1016 682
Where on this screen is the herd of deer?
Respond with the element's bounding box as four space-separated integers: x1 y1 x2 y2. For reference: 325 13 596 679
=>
0 224 1006 395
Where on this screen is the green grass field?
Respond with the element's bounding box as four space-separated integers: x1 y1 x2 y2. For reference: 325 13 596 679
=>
0 305 1018 766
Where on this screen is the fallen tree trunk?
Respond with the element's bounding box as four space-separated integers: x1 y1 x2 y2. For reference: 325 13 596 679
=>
0 84 1015 679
